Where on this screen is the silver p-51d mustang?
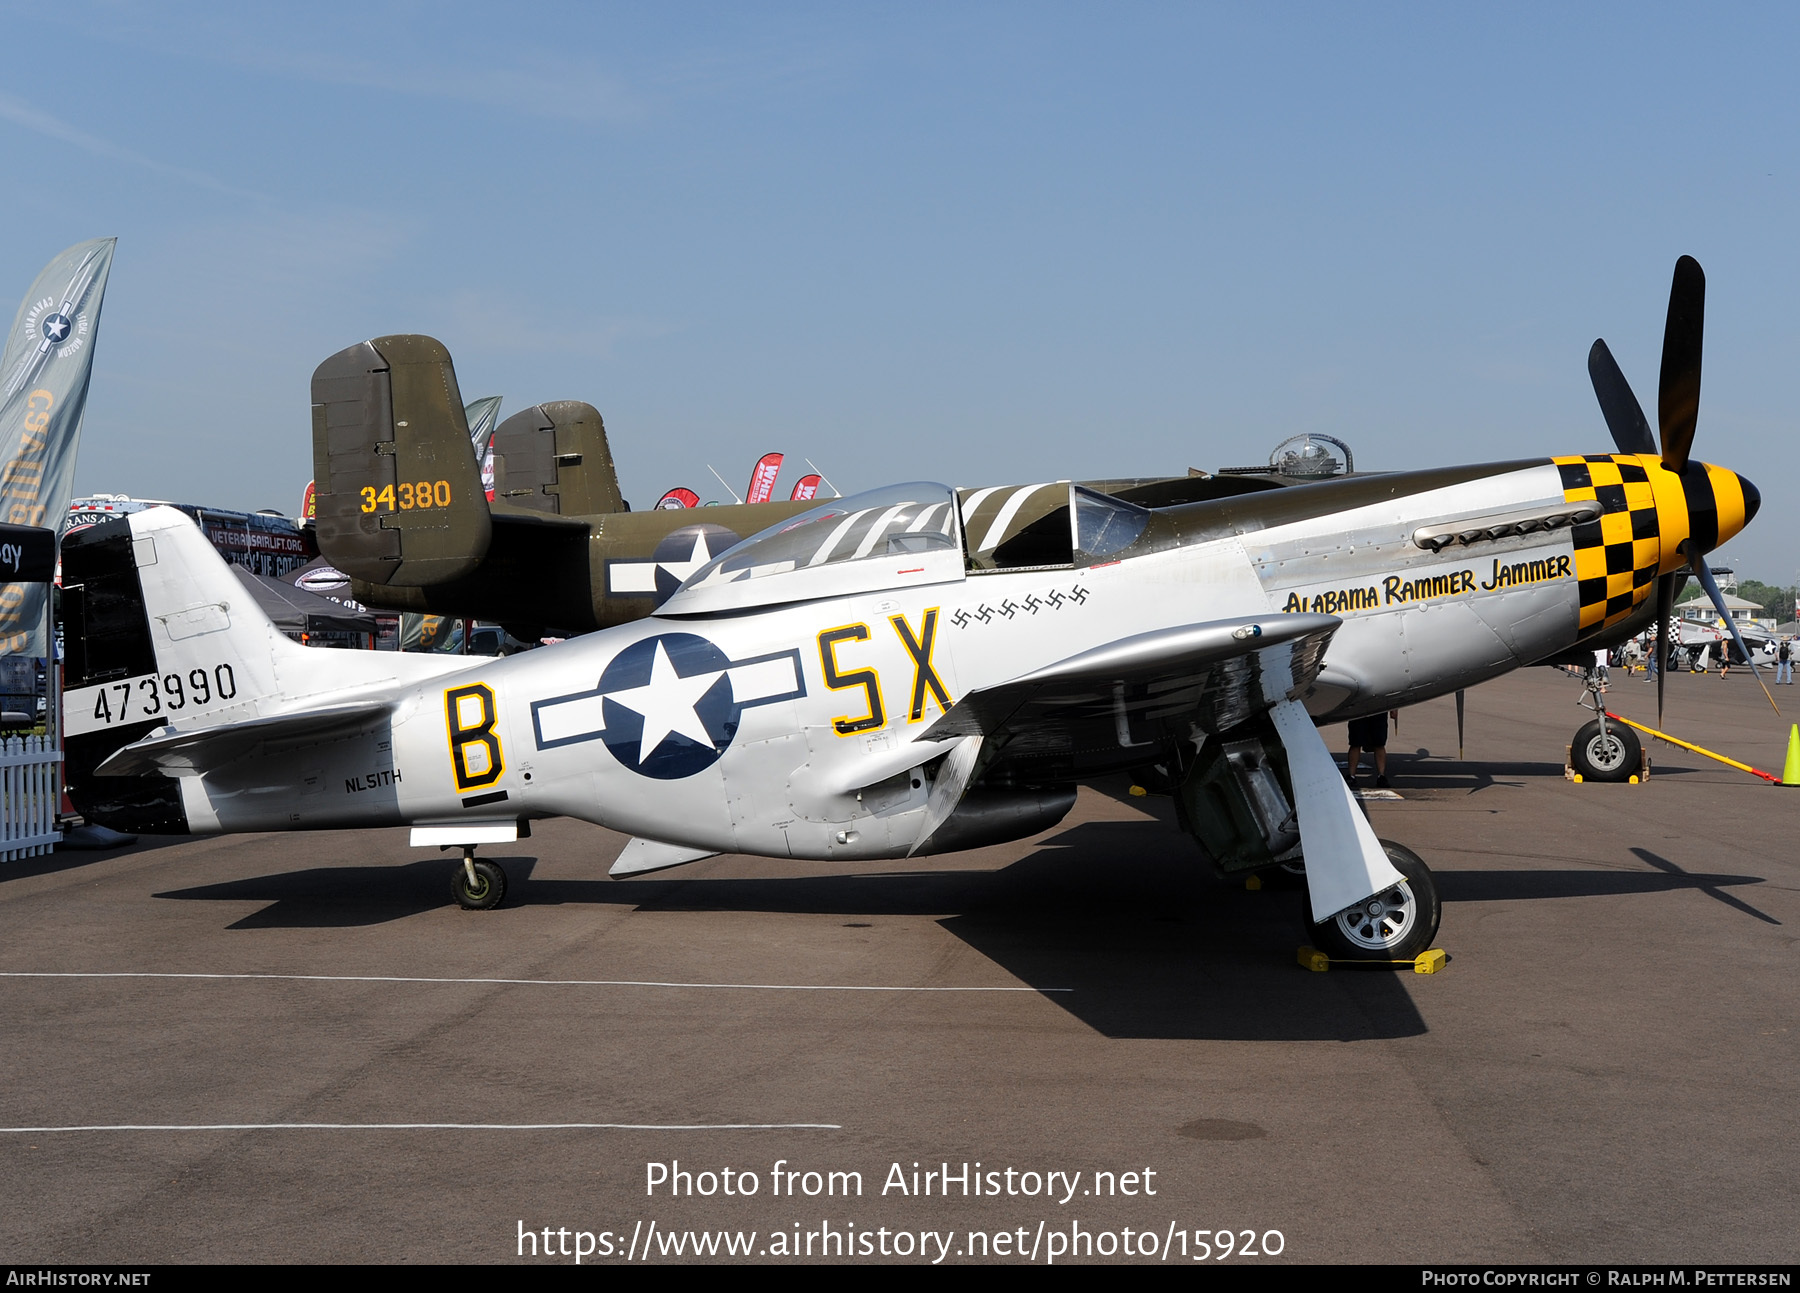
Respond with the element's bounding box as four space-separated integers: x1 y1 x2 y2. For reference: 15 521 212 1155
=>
59 258 1759 960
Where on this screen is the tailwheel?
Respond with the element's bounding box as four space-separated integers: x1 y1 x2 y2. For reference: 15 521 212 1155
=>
1308 841 1440 961
1570 718 1641 783
450 850 507 910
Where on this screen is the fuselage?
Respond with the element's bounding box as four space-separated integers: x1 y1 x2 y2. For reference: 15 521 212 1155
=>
150 452 1757 861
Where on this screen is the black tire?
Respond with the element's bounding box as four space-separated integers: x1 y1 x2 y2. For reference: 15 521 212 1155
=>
1308 840 1441 961
451 858 507 910
1570 718 1640 783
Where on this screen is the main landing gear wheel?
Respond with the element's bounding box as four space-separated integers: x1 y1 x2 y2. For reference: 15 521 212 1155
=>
451 853 507 910
1308 840 1440 961
1570 718 1641 783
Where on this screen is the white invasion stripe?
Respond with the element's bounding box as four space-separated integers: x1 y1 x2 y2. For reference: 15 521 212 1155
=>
907 501 948 534
0 971 1071 993
535 692 609 744
807 508 873 567
958 486 1003 525
725 656 798 704
851 505 912 559
977 483 1055 553
0 1122 841 1134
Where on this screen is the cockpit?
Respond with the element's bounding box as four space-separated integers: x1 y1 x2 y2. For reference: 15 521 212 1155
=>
658 479 1155 615
659 483 965 614
959 481 1150 570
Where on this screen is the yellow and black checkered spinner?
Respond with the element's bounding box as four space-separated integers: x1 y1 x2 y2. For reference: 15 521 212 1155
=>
1553 453 1751 632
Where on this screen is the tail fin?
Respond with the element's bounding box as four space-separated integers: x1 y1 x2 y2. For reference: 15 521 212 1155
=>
61 508 465 828
311 335 493 587
490 400 624 516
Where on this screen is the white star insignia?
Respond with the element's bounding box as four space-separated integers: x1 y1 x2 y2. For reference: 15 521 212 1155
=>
657 531 718 583
603 640 725 762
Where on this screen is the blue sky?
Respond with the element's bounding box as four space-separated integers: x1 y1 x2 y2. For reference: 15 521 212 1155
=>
3 3 1796 580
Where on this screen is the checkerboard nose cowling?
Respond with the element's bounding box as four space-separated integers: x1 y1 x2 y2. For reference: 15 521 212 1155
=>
1553 454 1757 633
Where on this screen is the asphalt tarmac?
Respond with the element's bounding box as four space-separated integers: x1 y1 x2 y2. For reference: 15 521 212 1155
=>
1 665 1795 1265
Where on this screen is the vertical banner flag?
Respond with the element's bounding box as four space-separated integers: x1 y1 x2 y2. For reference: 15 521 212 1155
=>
0 237 116 655
656 487 699 510
745 452 783 505
789 474 822 501
464 395 504 501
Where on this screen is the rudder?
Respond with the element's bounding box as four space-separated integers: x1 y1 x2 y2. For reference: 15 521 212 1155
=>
489 400 624 516
311 335 492 586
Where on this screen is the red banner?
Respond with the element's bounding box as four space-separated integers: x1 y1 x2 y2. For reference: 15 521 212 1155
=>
301 480 316 519
656 488 699 510
745 452 784 505
789 474 822 501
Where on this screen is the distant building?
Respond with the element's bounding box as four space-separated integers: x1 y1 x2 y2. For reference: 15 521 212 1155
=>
65 495 317 578
1679 592 1771 632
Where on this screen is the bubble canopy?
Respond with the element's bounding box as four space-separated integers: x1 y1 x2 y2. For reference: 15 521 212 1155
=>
659 482 966 615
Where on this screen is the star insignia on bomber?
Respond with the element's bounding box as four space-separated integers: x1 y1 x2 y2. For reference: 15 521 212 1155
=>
605 523 744 601
530 632 805 779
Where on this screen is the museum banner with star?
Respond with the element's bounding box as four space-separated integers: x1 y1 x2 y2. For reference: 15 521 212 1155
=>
0 237 116 655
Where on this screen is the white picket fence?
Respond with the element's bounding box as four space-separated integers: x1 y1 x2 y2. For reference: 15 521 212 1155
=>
1 734 62 861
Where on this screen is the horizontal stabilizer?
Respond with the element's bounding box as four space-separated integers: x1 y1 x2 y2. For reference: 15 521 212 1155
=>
609 837 719 878
96 701 393 777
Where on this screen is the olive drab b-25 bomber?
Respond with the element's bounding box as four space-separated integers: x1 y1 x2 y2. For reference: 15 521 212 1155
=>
307 335 1276 639
58 258 1760 960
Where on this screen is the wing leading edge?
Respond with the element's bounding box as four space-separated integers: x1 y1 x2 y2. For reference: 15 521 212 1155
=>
919 613 1340 750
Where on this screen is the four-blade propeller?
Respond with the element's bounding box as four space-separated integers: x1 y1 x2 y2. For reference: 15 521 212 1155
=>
1586 255 1776 725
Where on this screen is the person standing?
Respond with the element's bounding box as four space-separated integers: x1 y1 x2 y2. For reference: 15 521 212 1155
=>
1779 638 1793 685
1345 709 1400 789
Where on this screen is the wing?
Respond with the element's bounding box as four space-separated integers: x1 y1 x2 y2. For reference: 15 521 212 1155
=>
917 611 1404 923
920 613 1340 762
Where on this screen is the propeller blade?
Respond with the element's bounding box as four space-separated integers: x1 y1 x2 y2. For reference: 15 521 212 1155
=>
1658 256 1705 473
1455 689 1465 760
1587 339 1657 455
1655 572 1673 729
1684 543 1780 716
